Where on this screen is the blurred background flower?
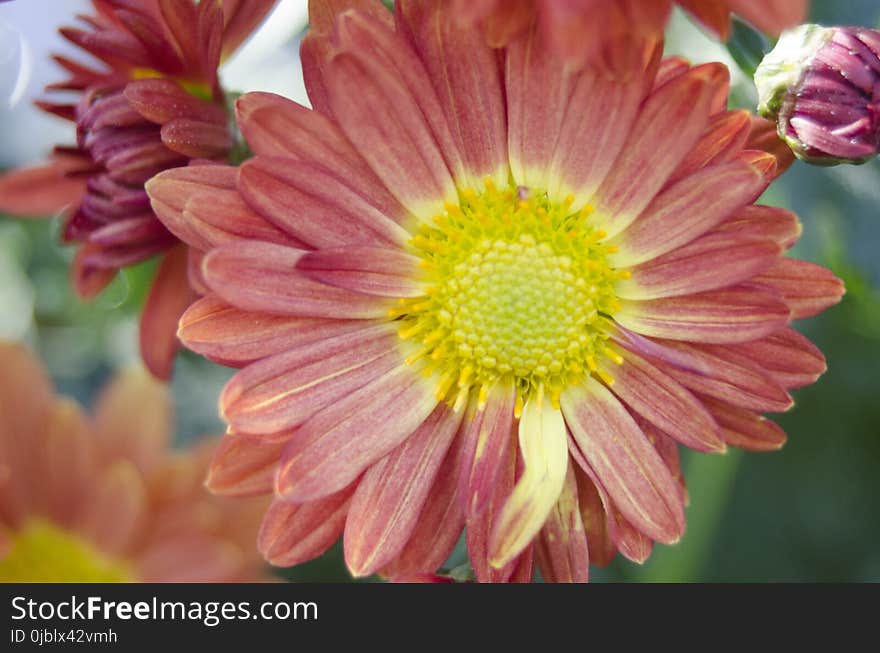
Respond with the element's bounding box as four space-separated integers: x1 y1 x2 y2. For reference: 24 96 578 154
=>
0 342 269 582
0 0 878 582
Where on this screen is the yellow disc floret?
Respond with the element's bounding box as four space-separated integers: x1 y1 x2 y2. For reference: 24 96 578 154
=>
0 520 134 582
395 179 626 412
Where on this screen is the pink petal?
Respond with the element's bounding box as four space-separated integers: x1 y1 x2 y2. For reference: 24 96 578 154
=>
344 404 464 577
220 323 402 434
603 346 725 452
594 64 727 237
206 433 287 497
146 165 237 250
611 159 767 267
730 328 826 390
547 61 647 208
466 438 521 583
296 246 426 298
139 245 193 380
0 161 86 217
178 295 367 365
701 397 788 451
458 378 516 518
202 240 392 318
667 109 753 183
562 376 685 545
235 92 411 227
712 205 802 250
651 340 794 413
238 156 411 248
258 486 355 567
380 422 468 578
325 11 461 217
275 362 437 502
534 462 590 583
615 283 791 344
399 0 508 188
754 258 846 320
573 469 616 567
617 233 782 300
504 22 576 193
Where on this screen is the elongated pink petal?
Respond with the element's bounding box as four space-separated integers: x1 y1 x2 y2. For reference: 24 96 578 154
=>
238 157 411 248
712 205 802 250
602 346 725 452
179 295 366 365
146 165 237 250
258 486 355 567
206 433 287 497
380 423 468 578
489 396 568 568
399 0 507 188
651 340 794 413
535 462 590 583
562 376 684 544
202 240 392 318
458 377 516 518
611 159 767 267
754 259 846 320
296 246 425 298
667 109 753 183
730 328 827 390
344 404 464 577
160 118 232 158
594 64 726 237
466 436 519 583
504 23 575 193
548 65 646 208
615 283 791 344
220 323 401 434
275 362 437 502
183 185 306 249
325 11 460 218
573 468 616 567
0 161 86 217
700 396 787 451
235 92 411 227
618 233 781 301
220 0 277 58
139 245 192 380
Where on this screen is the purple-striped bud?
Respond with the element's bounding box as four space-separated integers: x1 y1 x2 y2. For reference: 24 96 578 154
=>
756 24 880 166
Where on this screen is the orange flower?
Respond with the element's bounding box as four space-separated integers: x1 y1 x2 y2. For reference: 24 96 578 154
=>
0 1 277 379
450 0 808 75
147 1 841 582
0 343 268 582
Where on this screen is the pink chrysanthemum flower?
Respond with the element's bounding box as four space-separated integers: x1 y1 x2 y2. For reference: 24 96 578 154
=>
447 0 808 75
0 0 276 379
148 0 843 582
0 342 268 582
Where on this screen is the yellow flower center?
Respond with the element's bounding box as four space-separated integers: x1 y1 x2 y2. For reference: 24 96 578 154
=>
0 520 134 582
131 67 214 102
396 180 627 412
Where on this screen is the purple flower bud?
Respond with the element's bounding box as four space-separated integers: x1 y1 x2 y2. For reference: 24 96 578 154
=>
756 24 880 166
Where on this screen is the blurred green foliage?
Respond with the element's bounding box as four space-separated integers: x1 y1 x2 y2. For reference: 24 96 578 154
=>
0 0 878 583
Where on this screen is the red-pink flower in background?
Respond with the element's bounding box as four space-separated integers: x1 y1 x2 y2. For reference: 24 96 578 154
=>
0 0 276 379
0 342 268 582
148 0 842 582
450 0 808 75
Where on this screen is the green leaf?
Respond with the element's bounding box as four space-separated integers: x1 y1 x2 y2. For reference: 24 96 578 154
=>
726 17 771 79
